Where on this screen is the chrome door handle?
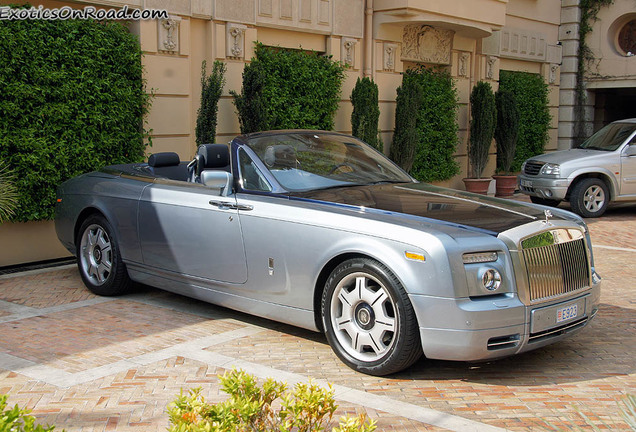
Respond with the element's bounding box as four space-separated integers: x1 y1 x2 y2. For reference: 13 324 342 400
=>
209 200 253 211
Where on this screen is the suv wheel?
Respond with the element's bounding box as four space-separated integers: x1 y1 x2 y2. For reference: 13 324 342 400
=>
570 178 609 218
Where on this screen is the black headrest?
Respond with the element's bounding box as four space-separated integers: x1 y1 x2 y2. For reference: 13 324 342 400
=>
148 152 180 167
198 144 230 169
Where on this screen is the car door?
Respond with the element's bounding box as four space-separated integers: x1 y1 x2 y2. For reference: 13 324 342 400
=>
620 135 636 197
137 180 248 283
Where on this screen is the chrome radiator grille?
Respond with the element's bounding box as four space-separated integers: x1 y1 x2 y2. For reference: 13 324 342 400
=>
522 236 590 302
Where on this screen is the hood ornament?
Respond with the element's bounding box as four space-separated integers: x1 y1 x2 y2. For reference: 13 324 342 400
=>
542 209 553 225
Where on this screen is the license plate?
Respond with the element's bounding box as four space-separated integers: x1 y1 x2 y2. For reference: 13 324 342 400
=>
556 304 578 323
520 179 532 187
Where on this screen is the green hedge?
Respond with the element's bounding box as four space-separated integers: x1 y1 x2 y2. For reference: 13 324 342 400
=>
0 17 151 222
498 70 550 172
232 43 345 133
391 67 459 182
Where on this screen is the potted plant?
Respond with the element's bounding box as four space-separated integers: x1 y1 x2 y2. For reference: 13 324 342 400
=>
464 81 496 194
493 89 520 197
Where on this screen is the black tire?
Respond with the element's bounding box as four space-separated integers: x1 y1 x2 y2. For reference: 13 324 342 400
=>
530 196 561 207
76 214 132 296
321 258 422 376
569 178 609 218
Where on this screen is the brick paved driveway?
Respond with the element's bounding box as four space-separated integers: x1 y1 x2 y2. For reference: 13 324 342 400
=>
1 200 635 431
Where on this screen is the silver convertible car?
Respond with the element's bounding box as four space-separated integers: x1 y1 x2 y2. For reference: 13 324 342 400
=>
55 130 601 375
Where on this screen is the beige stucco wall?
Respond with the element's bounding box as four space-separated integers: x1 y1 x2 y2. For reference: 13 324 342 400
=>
585 1 636 88
0 0 563 265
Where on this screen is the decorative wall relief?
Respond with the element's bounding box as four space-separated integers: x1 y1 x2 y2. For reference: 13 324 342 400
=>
459 52 470 77
226 23 247 59
383 43 397 71
549 64 559 84
486 56 498 80
401 24 454 65
158 17 180 53
341 38 357 67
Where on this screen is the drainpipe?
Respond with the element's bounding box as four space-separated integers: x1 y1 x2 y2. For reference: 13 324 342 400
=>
364 0 373 78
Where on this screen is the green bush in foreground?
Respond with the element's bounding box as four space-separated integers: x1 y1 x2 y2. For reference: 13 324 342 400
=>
167 369 377 432
0 394 60 432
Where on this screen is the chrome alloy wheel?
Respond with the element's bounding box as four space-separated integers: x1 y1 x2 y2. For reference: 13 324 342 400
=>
583 184 606 213
330 272 398 362
79 224 113 286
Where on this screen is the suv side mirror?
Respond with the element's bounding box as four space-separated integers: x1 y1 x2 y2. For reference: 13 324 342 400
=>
624 145 636 157
201 171 233 196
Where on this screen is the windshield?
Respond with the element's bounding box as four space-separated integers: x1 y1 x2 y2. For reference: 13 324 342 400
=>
577 122 636 151
244 132 413 191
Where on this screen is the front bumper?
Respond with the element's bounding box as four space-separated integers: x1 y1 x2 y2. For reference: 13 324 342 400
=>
410 280 601 362
518 175 569 200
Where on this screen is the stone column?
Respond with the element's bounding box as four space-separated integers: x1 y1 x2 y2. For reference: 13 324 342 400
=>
558 0 582 150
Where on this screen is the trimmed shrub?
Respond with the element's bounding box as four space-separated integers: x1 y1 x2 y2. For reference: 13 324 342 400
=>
391 67 459 182
0 17 151 222
498 70 550 171
232 43 345 133
389 72 422 172
196 60 226 145
494 90 520 174
167 369 376 432
468 81 496 178
351 77 381 150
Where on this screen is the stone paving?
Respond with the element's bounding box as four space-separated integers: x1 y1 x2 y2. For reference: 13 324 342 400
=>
0 199 635 431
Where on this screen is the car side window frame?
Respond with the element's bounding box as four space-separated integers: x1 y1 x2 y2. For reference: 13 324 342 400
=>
236 146 289 194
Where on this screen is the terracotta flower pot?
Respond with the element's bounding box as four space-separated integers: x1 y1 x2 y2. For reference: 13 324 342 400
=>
462 178 492 195
493 175 518 198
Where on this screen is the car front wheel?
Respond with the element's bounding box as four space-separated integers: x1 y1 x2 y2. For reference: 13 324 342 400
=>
76 214 131 296
321 258 422 376
570 178 609 218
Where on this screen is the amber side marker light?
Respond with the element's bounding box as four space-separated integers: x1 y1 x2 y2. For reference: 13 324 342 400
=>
405 251 425 262
56 198 62 203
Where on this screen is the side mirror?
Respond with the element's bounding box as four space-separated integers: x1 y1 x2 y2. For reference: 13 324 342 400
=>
201 171 232 196
624 145 636 157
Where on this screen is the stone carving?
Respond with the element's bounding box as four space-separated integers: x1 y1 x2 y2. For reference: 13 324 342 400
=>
459 52 470 77
341 38 357 67
401 24 454 65
549 64 559 84
158 18 179 53
486 56 497 80
226 23 247 59
383 43 397 71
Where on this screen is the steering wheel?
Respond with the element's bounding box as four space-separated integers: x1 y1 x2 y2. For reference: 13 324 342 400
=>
329 163 355 174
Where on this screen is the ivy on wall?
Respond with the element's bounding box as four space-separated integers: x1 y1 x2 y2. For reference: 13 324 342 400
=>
391 66 459 182
498 70 550 172
232 43 345 133
575 0 614 144
0 17 151 222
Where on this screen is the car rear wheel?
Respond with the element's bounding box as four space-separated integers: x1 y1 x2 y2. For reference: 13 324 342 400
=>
570 178 609 218
321 258 422 376
76 214 131 296
530 196 561 207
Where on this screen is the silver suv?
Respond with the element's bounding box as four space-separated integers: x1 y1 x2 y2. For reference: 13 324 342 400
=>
518 119 636 217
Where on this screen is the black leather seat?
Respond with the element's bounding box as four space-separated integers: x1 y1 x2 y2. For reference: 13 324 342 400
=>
189 144 231 183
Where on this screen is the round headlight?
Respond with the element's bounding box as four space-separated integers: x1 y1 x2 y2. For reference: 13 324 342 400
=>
482 269 501 291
